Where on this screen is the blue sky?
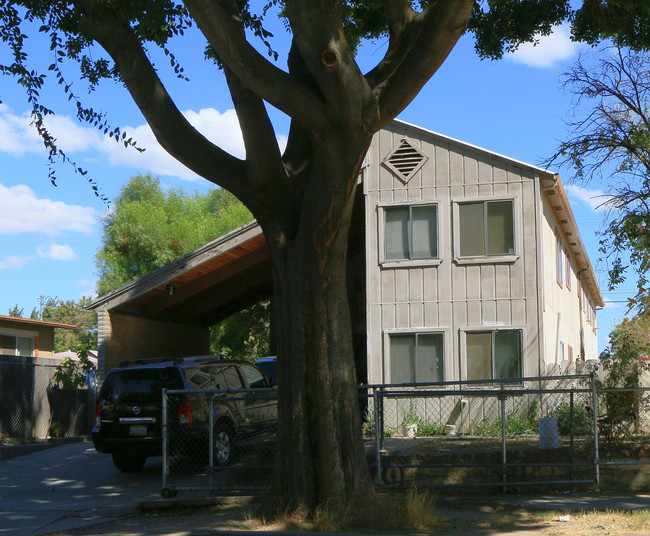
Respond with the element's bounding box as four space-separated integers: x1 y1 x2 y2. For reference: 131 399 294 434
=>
0 20 632 353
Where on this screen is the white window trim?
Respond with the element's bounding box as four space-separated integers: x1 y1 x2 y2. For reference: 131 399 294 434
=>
452 195 520 265
459 325 526 382
378 200 443 268
383 328 450 385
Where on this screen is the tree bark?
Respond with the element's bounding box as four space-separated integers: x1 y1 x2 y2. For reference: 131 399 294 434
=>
261 128 372 512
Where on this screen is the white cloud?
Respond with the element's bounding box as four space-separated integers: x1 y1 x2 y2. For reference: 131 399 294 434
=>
0 105 252 181
77 278 97 300
0 183 98 236
507 25 578 68
0 255 31 269
565 184 609 212
37 243 79 261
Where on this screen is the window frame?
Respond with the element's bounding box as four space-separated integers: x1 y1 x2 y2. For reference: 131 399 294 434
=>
379 201 442 268
460 327 525 382
384 329 447 385
453 196 518 265
565 247 572 290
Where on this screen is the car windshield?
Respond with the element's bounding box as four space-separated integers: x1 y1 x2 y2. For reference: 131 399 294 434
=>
99 367 184 404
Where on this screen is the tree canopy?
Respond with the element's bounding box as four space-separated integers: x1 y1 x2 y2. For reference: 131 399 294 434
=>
95 173 253 295
2 0 648 515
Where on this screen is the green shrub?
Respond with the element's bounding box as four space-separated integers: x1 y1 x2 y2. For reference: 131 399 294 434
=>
415 420 446 436
551 402 593 436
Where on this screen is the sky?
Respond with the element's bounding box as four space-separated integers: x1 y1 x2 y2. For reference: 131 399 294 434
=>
0 15 636 354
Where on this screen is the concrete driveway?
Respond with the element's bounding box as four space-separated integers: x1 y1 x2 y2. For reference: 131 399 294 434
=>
0 441 163 536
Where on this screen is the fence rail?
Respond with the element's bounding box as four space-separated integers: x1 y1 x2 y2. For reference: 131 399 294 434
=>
160 373 650 498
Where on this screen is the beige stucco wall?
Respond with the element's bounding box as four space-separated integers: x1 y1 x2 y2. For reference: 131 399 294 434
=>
364 123 546 384
540 198 599 364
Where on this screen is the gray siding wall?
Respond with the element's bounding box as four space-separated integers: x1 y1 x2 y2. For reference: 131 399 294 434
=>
365 123 545 384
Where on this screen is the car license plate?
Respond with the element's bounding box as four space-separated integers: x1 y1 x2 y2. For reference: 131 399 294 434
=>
129 425 147 436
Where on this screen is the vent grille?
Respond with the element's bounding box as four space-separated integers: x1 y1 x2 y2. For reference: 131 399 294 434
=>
383 138 428 183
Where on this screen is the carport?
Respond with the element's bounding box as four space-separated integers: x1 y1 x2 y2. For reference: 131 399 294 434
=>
87 195 367 381
87 221 272 378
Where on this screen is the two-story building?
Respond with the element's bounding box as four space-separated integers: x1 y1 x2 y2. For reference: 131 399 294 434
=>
88 120 603 383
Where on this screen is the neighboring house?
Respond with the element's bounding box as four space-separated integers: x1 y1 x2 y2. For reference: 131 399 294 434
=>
0 315 79 439
53 350 99 368
87 120 603 384
0 315 77 359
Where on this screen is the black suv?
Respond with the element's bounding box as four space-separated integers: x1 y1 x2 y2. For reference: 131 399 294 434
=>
92 356 276 472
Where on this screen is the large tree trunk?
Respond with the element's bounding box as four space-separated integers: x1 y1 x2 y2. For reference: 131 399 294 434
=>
264 130 372 512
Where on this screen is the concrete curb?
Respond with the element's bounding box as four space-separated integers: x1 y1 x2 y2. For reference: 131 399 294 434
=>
0 436 91 460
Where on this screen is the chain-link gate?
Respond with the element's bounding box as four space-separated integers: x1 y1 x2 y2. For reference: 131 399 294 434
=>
161 387 277 498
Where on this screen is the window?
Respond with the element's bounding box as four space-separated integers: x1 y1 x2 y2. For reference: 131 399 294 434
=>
466 330 521 381
384 205 438 261
389 332 443 383
458 200 514 257
568 345 574 361
559 340 566 361
565 248 572 290
0 333 34 357
556 230 563 287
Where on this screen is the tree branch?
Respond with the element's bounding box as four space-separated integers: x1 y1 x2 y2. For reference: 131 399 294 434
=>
73 1 246 195
183 0 330 130
368 0 474 129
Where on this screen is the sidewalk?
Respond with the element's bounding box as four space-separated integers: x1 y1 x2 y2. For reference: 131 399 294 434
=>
44 490 650 536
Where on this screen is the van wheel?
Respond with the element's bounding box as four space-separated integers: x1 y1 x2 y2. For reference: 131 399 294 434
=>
112 452 146 472
213 424 236 465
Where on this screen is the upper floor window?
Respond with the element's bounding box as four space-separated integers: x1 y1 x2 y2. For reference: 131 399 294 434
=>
389 332 443 384
466 329 521 381
565 248 572 290
556 230 563 287
384 205 438 261
458 200 514 258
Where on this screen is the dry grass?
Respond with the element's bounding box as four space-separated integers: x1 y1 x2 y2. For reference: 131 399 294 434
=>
245 495 650 535
253 488 447 533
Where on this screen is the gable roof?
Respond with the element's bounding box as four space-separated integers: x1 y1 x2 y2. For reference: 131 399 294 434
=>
87 121 603 322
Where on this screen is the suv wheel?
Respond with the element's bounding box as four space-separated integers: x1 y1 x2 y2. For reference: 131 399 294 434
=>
112 452 146 472
213 424 235 465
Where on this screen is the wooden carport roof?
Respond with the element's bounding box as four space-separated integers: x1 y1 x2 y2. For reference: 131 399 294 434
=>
87 221 271 327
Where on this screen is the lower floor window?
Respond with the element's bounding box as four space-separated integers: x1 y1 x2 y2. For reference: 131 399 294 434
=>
0 334 34 357
466 330 521 381
390 332 443 384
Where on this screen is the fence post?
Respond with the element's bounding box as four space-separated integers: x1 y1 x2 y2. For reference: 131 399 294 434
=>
373 388 383 487
162 389 168 492
499 383 507 495
590 371 600 486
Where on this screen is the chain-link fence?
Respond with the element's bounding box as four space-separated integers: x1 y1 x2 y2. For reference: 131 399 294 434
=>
160 373 650 497
0 358 94 441
161 387 277 498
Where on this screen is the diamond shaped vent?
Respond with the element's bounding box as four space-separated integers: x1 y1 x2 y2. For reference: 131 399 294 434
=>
383 138 428 183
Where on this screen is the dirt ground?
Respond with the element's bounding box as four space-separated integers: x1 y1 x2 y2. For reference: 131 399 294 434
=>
50 500 650 536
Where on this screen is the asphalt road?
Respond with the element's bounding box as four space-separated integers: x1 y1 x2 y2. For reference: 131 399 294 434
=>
0 441 163 536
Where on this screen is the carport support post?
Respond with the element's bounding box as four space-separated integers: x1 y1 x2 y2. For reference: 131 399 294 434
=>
373 389 382 486
499 384 507 495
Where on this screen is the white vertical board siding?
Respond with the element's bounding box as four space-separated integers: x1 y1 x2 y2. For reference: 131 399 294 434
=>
365 122 545 383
